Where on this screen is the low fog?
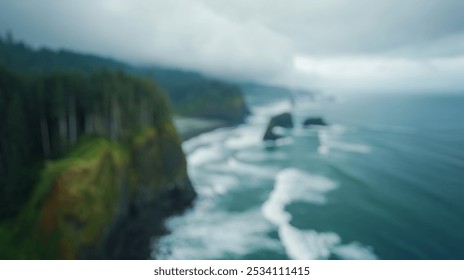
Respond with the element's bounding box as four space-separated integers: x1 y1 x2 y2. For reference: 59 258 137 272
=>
1 0 464 93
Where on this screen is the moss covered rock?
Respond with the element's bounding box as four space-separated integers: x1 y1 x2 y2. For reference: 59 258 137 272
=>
0 123 194 259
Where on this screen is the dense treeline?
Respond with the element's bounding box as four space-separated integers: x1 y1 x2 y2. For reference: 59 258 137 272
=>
0 32 126 73
0 65 171 219
148 67 249 122
168 79 249 122
0 34 249 123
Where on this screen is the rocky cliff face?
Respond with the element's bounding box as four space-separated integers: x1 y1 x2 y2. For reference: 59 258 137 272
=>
0 67 196 259
0 123 194 259
103 124 196 259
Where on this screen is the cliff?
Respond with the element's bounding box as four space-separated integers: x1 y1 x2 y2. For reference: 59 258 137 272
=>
0 67 195 259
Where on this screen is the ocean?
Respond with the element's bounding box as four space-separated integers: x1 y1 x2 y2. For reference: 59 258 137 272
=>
153 91 464 260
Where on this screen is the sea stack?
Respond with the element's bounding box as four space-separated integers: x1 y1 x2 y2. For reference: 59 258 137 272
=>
263 112 293 141
303 117 327 127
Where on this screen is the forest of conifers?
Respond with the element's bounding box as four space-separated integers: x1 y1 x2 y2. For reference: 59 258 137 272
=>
0 34 249 124
0 65 172 219
0 34 249 221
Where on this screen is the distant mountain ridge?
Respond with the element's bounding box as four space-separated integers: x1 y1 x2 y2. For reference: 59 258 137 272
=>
0 35 249 123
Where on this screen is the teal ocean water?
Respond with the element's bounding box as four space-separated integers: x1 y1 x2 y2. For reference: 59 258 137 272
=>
153 92 464 260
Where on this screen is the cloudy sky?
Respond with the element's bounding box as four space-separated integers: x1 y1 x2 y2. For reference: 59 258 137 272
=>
1 0 464 93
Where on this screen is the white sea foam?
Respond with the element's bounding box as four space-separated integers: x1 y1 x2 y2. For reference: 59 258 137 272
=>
278 224 378 260
156 208 280 259
262 168 337 225
318 145 330 155
280 225 340 260
274 137 294 146
225 126 261 150
195 174 239 197
262 168 377 260
188 144 224 166
272 126 292 136
162 100 379 260
332 242 378 260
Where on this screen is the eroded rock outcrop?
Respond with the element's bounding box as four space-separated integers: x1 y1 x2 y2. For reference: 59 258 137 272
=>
303 117 328 127
263 112 293 141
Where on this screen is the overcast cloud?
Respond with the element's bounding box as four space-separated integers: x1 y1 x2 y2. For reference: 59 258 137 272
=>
1 0 464 93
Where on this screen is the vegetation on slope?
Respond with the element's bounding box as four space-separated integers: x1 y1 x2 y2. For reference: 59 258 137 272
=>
0 63 194 259
0 138 126 259
0 65 171 218
0 34 249 123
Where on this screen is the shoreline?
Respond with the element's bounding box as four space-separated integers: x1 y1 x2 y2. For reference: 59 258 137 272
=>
174 117 229 142
148 117 234 259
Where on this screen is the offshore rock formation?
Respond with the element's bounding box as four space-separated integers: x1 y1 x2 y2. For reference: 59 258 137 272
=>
263 112 293 141
303 117 327 127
